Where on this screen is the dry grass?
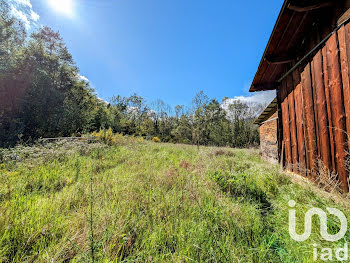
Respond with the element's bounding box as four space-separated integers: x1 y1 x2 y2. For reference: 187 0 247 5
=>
1 138 350 262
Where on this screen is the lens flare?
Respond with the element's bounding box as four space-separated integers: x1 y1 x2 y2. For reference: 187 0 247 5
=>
48 0 74 17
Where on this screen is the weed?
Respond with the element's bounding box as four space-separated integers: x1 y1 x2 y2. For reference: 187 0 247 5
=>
152 137 161 143
1 141 350 262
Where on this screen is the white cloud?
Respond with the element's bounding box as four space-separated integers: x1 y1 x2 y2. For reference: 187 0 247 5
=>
98 97 109 105
30 10 40 21
76 75 108 104
78 75 89 82
10 6 30 29
13 0 32 8
224 80 276 106
229 90 276 105
221 90 276 119
9 0 39 30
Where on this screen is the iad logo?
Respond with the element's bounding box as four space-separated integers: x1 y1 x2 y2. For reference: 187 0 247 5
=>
288 200 348 261
288 200 347 242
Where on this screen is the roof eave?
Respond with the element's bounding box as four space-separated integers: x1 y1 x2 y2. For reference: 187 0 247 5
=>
249 0 289 93
254 97 278 125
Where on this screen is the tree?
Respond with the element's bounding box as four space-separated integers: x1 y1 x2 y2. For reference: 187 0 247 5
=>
191 91 209 147
0 1 263 148
0 1 28 146
128 93 148 135
174 105 184 120
0 0 26 72
0 7 106 146
17 27 78 139
225 100 261 147
203 99 229 146
62 80 96 135
171 115 192 144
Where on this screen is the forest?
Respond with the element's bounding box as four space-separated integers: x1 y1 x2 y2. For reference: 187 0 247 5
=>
0 0 265 148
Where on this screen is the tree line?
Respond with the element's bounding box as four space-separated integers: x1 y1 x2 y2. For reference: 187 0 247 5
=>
0 1 266 148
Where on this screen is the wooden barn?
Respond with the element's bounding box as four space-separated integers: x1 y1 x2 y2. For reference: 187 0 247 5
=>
251 0 350 191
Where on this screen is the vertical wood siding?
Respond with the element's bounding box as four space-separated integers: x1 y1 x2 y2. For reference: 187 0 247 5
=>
326 33 348 191
322 47 337 172
311 51 332 172
301 63 318 178
338 24 350 151
281 80 292 170
293 69 307 176
287 74 299 172
281 23 350 191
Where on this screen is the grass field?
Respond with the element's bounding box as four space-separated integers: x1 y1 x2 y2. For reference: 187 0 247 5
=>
1 138 350 262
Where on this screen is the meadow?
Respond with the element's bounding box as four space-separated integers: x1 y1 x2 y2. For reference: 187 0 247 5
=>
1 136 350 262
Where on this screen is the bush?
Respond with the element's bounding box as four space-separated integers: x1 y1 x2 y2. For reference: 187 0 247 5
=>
152 137 161 143
91 128 143 145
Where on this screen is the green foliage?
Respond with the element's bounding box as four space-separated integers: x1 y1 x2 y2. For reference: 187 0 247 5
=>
0 2 261 149
0 4 115 147
0 0 26 72
108 91 261 148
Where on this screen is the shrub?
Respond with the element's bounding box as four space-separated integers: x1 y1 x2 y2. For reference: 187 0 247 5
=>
91 128 143 145
152 137 161 143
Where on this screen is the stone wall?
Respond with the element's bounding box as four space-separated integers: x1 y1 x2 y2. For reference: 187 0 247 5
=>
259 112 278 164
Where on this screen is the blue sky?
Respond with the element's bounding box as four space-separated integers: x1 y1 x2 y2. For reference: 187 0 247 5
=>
9 0 282 106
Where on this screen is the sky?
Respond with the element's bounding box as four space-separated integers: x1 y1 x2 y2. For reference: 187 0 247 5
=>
8 0 283 107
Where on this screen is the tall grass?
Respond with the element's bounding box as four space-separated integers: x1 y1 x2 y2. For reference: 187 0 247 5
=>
1 139 350 262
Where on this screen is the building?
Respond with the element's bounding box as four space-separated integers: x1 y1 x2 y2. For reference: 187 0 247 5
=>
251 0 350 191
254 98 278 164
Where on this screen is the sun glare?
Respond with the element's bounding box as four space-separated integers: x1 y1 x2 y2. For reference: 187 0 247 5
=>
48 0 74 17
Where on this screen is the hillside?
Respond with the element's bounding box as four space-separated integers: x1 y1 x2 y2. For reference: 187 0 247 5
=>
1 139 349 262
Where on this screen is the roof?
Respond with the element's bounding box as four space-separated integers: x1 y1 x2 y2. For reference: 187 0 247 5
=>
249 0 341 92
254 98 277 125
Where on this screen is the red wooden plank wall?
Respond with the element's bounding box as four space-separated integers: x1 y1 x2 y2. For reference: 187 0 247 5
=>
293 70 307 176
281 22 350 191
